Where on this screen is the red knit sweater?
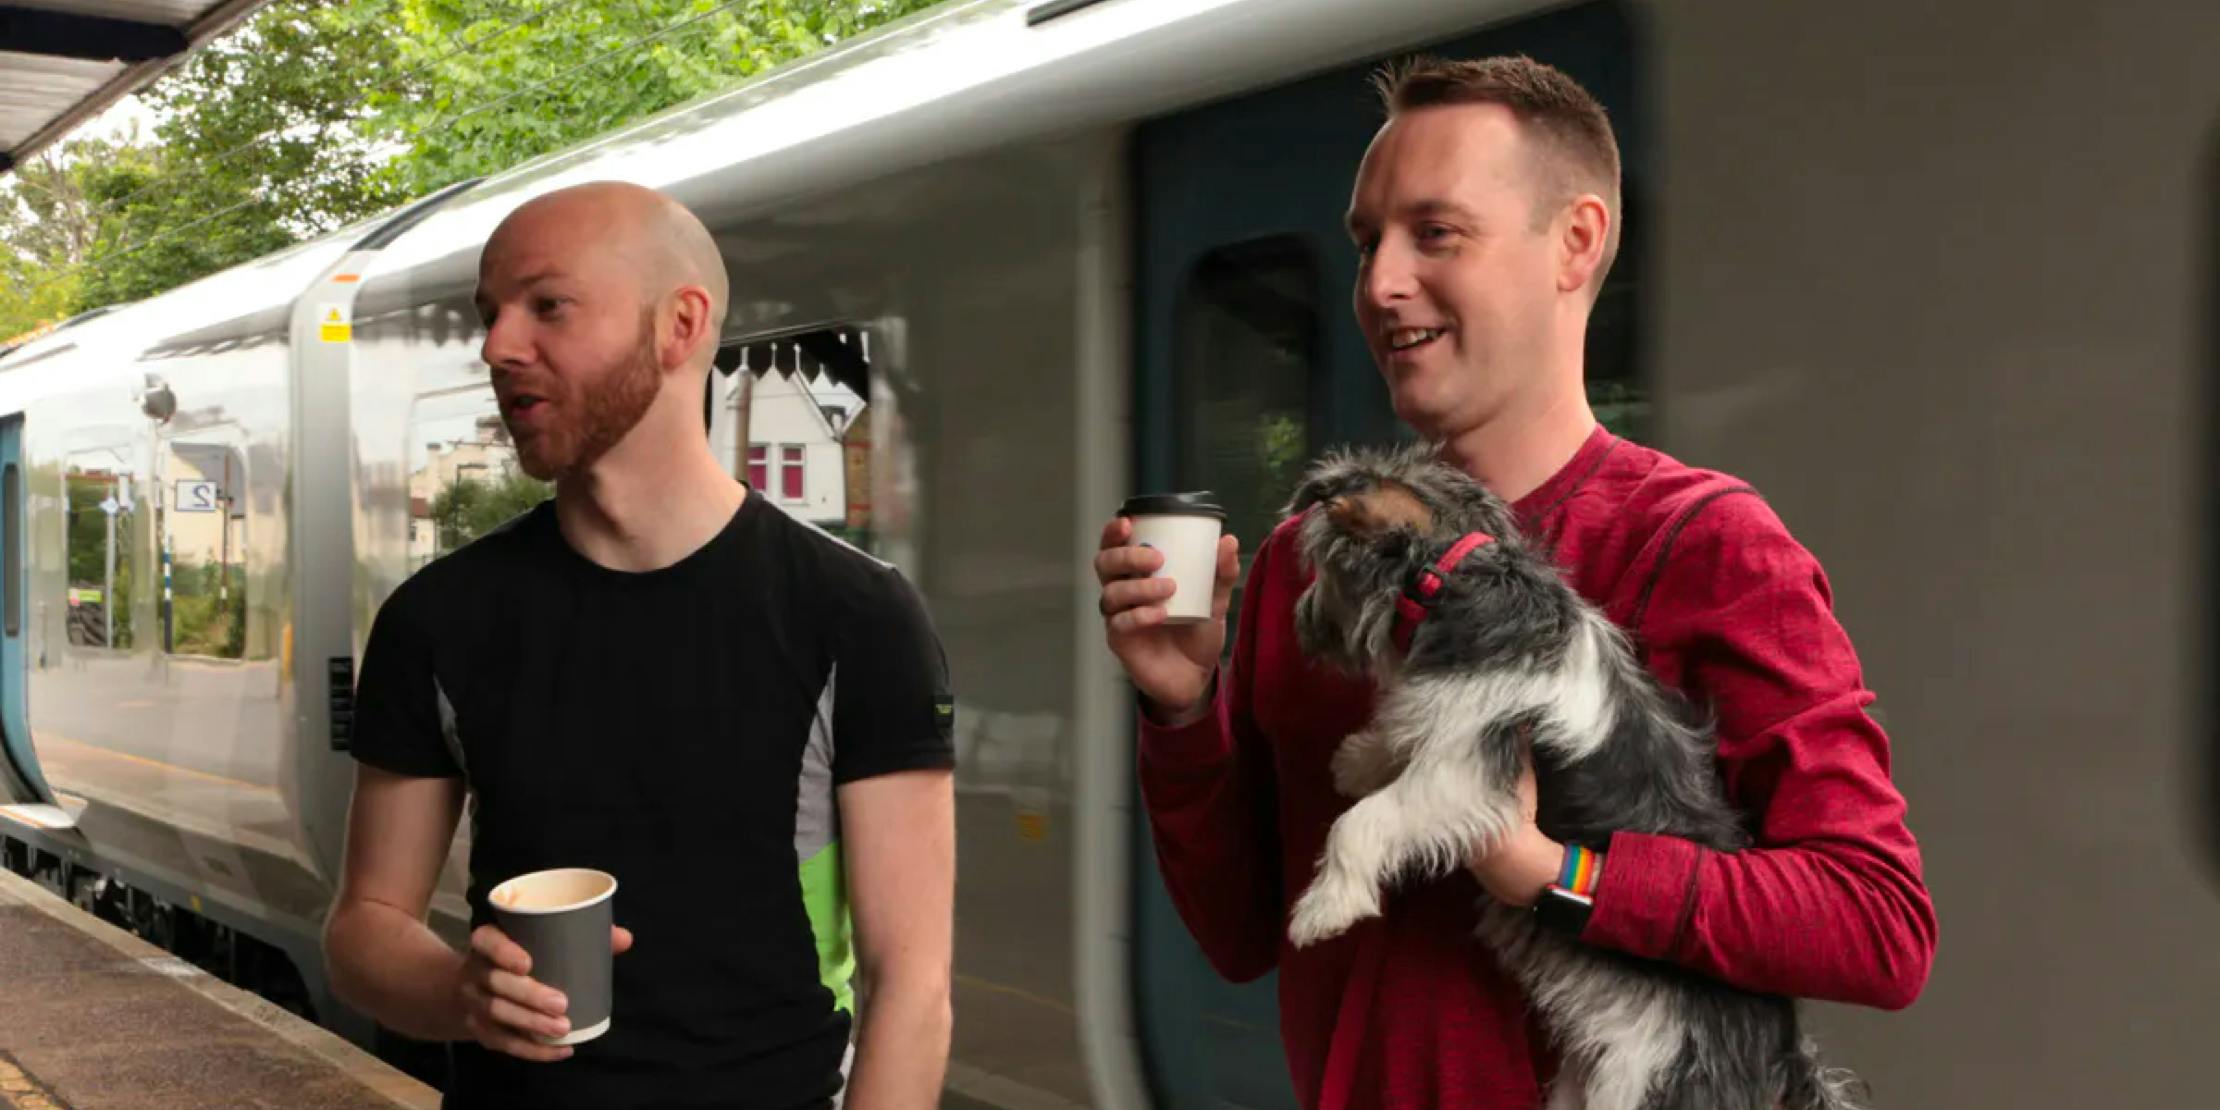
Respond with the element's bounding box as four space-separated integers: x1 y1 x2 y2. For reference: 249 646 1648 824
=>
1137 428 1936 1109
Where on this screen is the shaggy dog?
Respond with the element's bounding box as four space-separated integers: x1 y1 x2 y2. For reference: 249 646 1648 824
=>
1281 443 1865 1110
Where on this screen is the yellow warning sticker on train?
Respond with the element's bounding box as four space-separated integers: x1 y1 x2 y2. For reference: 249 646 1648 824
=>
318 303 352 344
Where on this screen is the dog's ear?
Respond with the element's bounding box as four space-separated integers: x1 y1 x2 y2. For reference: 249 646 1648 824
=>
1292 470 1435 540
1284 455 1364 518
1348 482 1434 534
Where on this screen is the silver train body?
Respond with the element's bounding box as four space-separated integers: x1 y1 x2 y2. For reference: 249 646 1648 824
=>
0 0 2214 1106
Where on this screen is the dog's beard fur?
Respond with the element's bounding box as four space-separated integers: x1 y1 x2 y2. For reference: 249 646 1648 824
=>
1279 443 1868 1110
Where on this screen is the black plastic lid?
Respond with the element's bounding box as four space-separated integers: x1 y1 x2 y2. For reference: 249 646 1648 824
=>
1119 491 1226 519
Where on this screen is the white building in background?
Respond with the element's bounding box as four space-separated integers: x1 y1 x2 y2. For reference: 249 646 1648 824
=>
407 415 522 566
710 370 858 527
411 416 520 505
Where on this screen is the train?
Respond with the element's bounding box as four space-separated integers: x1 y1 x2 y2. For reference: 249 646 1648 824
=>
1 0 2215 1106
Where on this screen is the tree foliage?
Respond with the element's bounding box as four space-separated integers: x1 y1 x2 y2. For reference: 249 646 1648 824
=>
373 0 945 197
0 0 948 341
430 471 550 552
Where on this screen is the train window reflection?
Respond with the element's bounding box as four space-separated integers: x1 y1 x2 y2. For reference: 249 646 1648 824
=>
410 412 548 571
1175 236 1319 635
1586 180 1649 442
64 450 139 652
160 442 244 658
711 327 877 552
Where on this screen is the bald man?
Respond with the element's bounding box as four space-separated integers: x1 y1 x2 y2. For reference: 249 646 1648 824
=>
326 183 957 1110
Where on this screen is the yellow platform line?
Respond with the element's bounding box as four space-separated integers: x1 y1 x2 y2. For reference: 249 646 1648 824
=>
0 1054 68 1110
954 972 1075 1017
37 734 272 796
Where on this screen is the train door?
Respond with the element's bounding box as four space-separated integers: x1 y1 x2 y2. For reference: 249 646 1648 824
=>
1127 3 1646 1104
0 413 52 806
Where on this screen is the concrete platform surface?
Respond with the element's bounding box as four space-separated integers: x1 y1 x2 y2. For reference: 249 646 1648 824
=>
0 868 436 1110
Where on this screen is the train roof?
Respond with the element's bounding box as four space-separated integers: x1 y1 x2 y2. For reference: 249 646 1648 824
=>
354 0 1499 306
7 0 1506 374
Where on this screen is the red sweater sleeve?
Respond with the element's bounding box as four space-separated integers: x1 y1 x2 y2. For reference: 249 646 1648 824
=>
1134 532 1286 984
1582 494 1938 1010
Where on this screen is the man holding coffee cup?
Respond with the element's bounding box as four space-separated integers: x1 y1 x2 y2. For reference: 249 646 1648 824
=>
326 182 957 1110
1096 57 1933 1108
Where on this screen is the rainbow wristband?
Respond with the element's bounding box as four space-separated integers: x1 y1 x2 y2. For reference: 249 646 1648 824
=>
1557 843 1604 898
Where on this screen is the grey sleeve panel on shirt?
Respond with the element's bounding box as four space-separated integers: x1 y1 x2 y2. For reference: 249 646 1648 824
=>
828 563 956 785
435 679 468 779
350 583 463 779
796 664 839 860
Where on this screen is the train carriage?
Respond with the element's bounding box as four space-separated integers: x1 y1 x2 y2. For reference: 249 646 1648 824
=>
1 0 2214 1106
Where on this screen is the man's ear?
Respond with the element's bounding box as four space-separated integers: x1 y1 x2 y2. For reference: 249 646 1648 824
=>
1556 193 1611 297
662 284 716 372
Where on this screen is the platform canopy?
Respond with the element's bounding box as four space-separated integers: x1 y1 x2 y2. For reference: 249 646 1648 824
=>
1 0 270 175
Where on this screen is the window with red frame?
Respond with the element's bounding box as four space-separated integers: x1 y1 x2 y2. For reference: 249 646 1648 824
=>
781 446 805 500
746 445 769 492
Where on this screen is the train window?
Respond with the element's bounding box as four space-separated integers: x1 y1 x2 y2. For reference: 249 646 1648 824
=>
1174 236 1319 633
3 463 18 638
411 411 547 572
711 327 878 552
1586 179 1650 442
64 450 139 652
160 442 246 658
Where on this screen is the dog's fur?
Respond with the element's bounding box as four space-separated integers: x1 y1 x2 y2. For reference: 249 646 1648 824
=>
1282 443 1867 1110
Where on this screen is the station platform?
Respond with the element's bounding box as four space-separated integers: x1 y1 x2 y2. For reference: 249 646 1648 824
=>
0 867 435 1110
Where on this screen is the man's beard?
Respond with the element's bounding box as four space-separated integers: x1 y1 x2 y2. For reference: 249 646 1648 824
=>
513 318 662 481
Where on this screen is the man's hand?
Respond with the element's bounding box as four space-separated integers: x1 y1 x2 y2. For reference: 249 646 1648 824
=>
1467 747 1564 907
1094 516 1240 723
455 923 633 1062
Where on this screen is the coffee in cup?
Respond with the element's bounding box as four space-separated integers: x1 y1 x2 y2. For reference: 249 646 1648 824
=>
1119 492 1228 623
487 868 618 1046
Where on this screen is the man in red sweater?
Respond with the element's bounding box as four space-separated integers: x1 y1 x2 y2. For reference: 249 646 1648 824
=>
1094 56 1936 1109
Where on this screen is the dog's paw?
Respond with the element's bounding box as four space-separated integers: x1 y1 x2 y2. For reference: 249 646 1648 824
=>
1287 879 1380 947
1329 738 1384 798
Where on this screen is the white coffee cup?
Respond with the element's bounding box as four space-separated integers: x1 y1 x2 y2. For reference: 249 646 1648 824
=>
1120 492 1228 624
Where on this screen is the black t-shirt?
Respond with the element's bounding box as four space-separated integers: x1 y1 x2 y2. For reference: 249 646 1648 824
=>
351 491 955 1109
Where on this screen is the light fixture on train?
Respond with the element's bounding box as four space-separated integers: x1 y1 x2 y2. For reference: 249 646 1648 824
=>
137 374 176 424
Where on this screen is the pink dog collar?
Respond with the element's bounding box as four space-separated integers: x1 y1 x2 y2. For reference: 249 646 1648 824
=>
1392 531 1494 654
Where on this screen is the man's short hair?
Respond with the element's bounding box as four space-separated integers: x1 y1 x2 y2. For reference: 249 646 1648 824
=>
1373 54 1622 291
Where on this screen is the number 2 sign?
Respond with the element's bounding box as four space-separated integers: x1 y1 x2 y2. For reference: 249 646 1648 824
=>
175 480 219 512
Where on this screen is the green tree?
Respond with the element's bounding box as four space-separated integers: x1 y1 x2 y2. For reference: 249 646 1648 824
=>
370 0 948 196
78 0 411 309
431 471 551 552
169 561 244 658
1 0 952 329
0 249 80 344
0 139 120 338
1588 378 1652 443
1 1 407 325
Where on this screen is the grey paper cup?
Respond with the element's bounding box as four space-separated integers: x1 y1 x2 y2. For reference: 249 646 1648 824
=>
487 868 617 1046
